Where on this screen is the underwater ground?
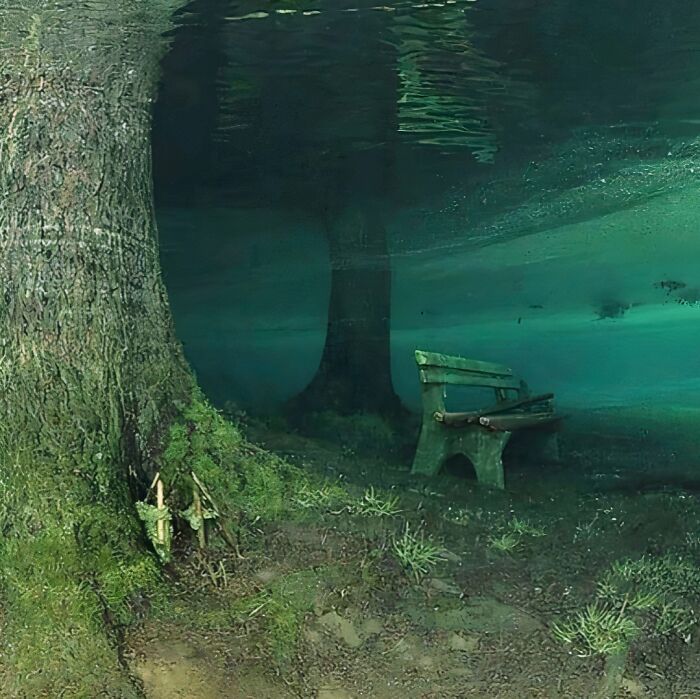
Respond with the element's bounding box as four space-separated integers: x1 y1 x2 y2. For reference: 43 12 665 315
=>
122 408 700 699
131 2 700 696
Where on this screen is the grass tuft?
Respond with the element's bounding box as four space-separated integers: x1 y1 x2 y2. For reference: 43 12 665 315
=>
552 602 638 656
392 523 443 582
353 486 401 517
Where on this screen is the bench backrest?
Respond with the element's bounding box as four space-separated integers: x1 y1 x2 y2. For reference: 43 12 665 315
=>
415 349 524 414
415 350 520 390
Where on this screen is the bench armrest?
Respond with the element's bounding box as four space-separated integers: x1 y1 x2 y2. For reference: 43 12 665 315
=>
434 392 555 426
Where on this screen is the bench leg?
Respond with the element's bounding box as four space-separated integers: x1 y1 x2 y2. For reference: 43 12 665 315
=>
464 431 511 490
411 421 448 476
537 431 561 463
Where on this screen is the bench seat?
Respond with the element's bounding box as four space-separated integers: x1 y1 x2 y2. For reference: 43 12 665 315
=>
411 350 562 489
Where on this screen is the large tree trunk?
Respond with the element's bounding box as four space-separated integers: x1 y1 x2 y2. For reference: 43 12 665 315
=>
287 9 403 419
295 204 401 416
0 4 192 695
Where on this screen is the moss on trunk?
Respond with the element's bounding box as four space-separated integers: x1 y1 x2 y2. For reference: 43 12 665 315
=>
0 4 297 696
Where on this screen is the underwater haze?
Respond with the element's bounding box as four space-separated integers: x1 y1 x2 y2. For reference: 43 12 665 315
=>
144 0 700 696
155 0 700 424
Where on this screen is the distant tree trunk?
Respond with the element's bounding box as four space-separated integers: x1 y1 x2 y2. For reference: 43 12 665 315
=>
289 8 403 418
296 204 401 415
0 5 192 695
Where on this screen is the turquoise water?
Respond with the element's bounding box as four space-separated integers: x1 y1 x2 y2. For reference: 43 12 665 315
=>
160 185 700 412
155 0 700 420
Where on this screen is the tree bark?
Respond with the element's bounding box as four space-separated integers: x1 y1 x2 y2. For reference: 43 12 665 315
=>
294 204 402 416
0 4 192 695
288 8 403 419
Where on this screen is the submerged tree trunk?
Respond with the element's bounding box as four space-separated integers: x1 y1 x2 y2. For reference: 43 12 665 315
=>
0 4 192 695
288 8 403 420
295 204 401 416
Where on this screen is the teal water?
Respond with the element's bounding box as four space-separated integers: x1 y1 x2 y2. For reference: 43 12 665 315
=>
155 0 700 422
160 185 700 412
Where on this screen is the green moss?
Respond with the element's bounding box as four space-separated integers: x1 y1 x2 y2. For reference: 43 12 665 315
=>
163 567 343 667
0 393 305 696
160 393 304 531
0 384 323 698
234 591 303 663
0 454 151 697
232 568 340 664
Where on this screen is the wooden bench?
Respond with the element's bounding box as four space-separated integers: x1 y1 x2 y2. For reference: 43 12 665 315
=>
411 350 562 489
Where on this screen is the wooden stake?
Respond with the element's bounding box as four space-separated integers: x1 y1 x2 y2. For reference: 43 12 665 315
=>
191 472 220 514
193 486 206 549
156 477 165 545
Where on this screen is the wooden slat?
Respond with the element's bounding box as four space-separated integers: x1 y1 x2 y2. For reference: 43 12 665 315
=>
478 413 563 431
418 366 521 389
436 393 555 425
415 350 512 377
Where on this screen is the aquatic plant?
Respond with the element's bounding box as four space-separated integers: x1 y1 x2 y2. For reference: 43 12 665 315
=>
573 512 602 542
233 577 312 663
684 531 700 550
595 554 700 639
655 601 696 638
556 552 700 659
552 602 638 657
292 479 350 511
487 517 546 554
392 523 444 582
353 486 401 517
442 506 471 526
488 531 522 553
508 517 546 538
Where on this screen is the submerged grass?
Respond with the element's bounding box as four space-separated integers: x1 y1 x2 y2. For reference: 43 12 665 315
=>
353 486 401 517
554 552 700 657
488 531 521 553
595 554 700 639
553 602 639 657
392 523 443 582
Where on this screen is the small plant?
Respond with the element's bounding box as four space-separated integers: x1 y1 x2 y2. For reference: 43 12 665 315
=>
627 589 661 611
556 553 700 658
392 523 443 582
684 531 700 550
353 486 401 517
508 517 546 538
487 517 545 554
292 480 349 511
488 531 521 553
655 601 696 638
553 602 638 657
596 554 700 639
573 512 601 542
